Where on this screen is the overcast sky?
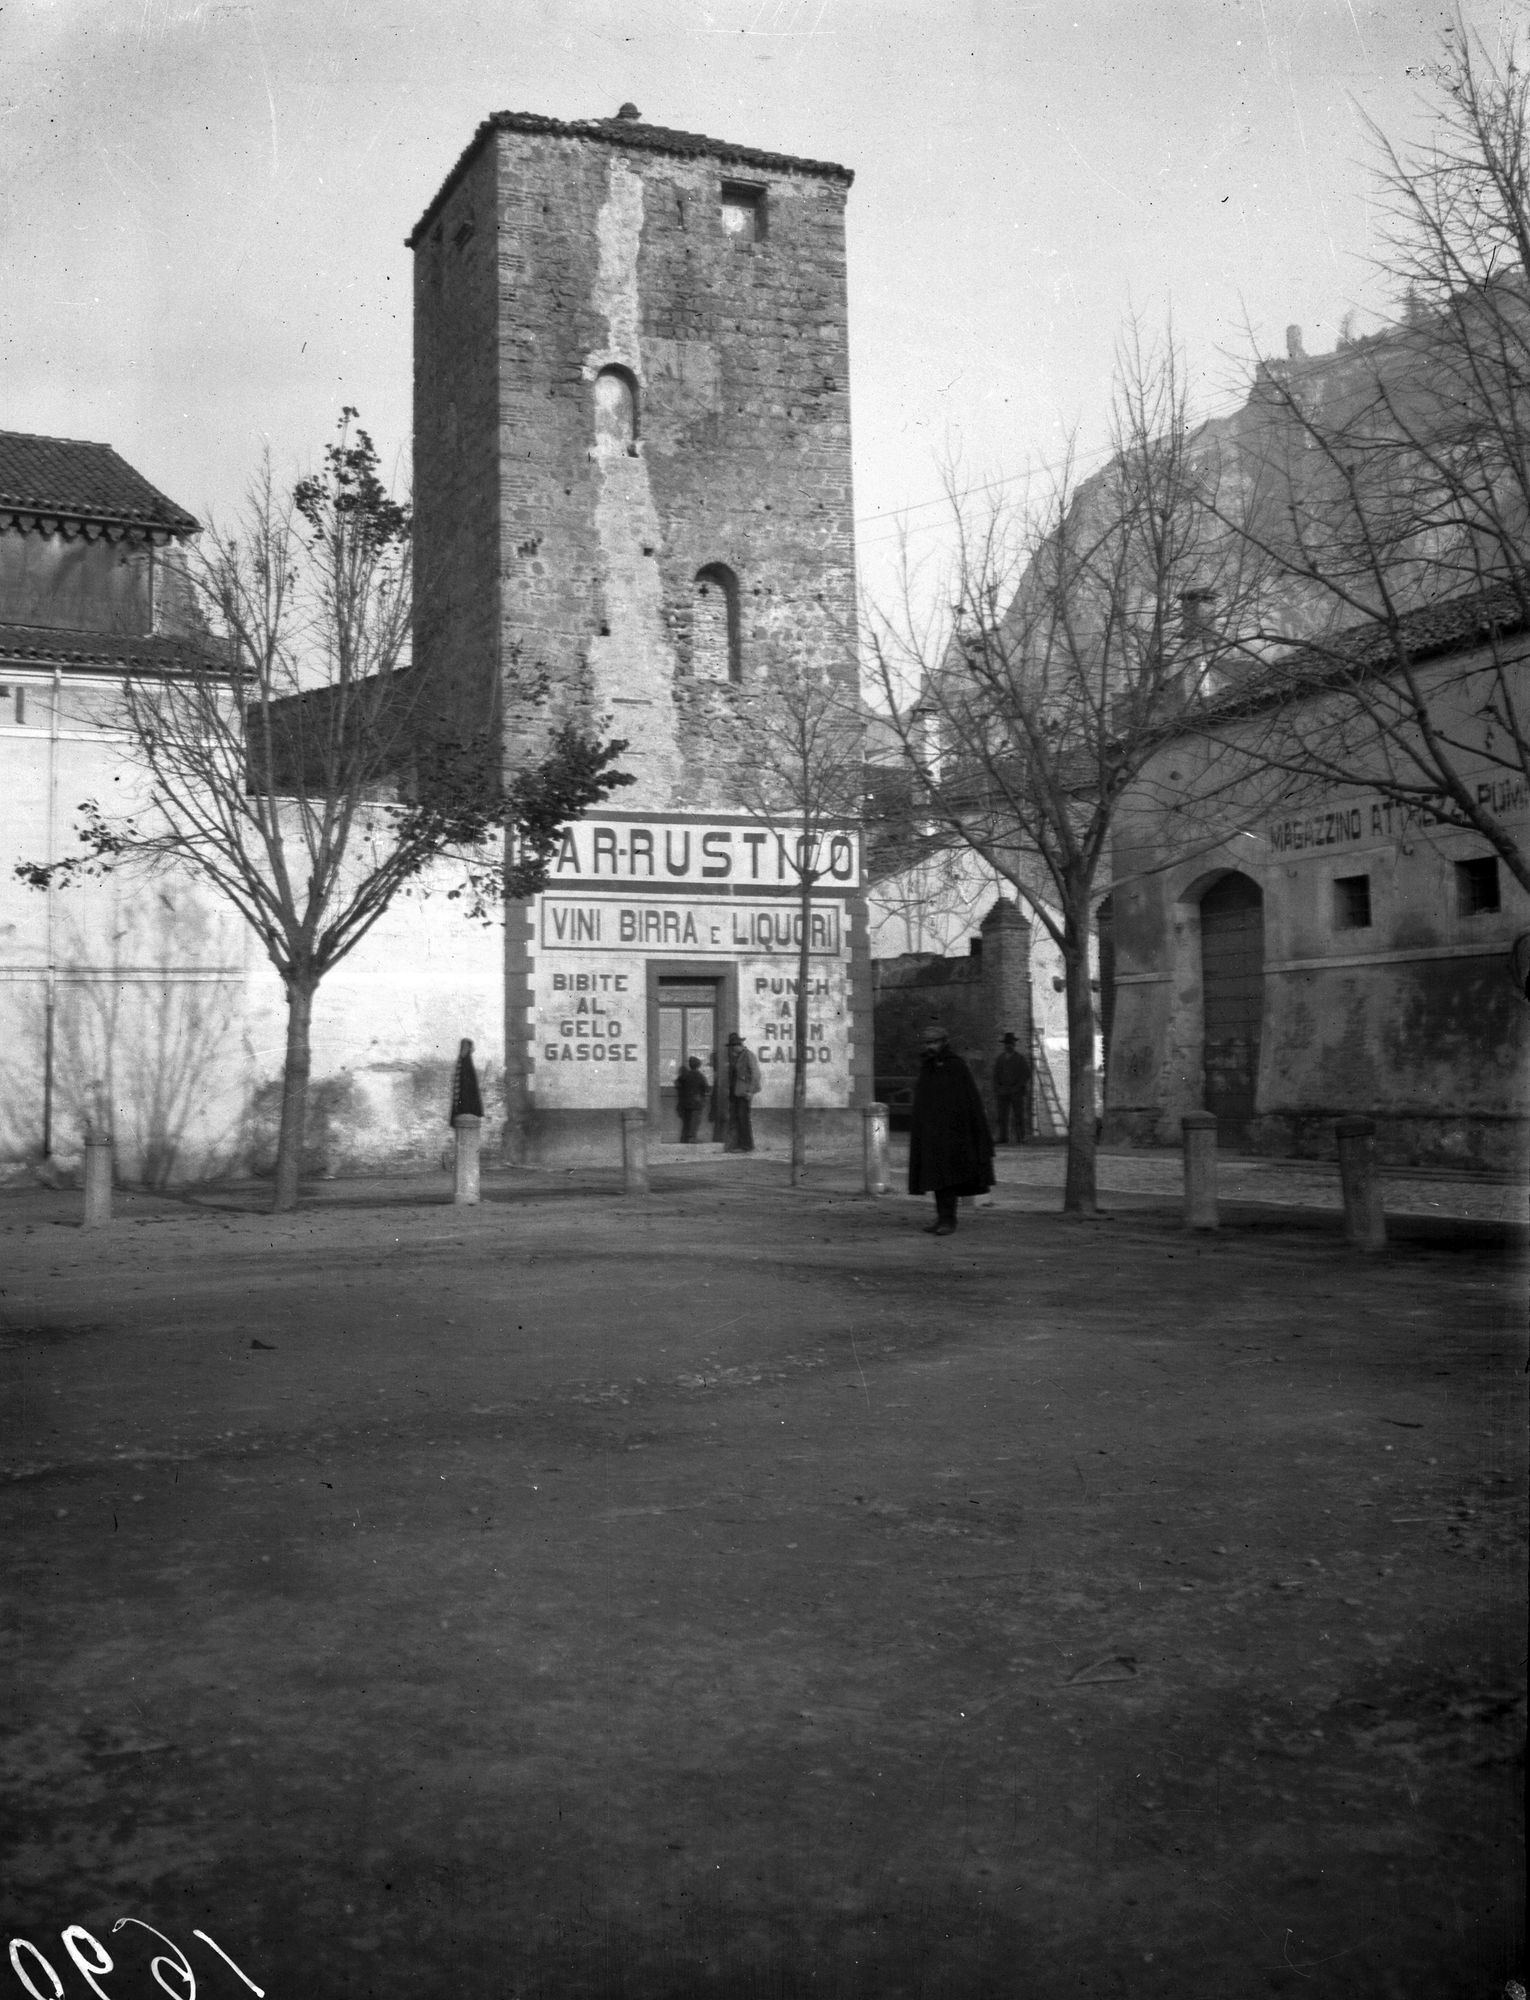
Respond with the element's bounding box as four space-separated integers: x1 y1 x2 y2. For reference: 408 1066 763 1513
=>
0 0 1516 615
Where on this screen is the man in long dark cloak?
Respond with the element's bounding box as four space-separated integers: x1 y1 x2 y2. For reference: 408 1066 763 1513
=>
907 1021 995 1235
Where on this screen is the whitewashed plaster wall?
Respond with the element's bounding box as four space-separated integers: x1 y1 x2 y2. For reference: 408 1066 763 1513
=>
1 676 503 1183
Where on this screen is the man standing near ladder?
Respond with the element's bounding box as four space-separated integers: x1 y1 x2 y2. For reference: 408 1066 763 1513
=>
991 1032 1032 1145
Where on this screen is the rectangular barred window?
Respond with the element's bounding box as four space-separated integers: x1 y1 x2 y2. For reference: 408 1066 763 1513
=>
720 182 766 246
1333 874 1372 931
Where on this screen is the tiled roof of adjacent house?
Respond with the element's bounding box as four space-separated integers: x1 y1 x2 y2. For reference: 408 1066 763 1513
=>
1196 582 1529 727
407 110 852 248
0 623 226 675
0 432 199 535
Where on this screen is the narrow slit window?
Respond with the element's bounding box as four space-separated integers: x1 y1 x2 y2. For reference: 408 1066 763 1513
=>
1455 855 1501 915
692 565 741 683
1333 874 1372 931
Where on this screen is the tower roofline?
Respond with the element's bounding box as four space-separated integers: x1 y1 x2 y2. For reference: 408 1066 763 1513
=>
405 110 852 250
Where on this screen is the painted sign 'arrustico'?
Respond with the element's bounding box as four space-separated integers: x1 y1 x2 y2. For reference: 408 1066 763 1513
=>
524 815 859 1119
547 818 860 891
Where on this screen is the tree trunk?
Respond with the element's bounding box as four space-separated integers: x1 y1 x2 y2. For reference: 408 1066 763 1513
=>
273 976 317 1213
1060 916 1098 1217
790 867 812 1187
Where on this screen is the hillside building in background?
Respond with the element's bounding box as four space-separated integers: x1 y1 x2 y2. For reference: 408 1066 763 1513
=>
409 107 869 1162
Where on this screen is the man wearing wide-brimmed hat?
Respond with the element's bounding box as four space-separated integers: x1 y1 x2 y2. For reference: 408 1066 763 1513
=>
991 1030 1032 1145
723 1031 762 1153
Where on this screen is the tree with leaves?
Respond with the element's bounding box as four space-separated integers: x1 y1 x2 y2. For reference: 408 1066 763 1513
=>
1213 27 1530 890
19 412 630 1210
730 650 865 1186
867 332 1259 1214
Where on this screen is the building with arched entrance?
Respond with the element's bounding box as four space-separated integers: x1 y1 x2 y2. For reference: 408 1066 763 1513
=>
1103 610 1530 1173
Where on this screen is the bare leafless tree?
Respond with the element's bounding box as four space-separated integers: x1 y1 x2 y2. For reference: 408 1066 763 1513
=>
19 413 630 1210
730 651 865 1185
1213 27 1530 889
867 329 1259 1214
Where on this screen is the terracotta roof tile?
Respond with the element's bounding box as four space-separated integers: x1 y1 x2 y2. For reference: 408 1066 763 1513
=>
0 432 199 535
1202 583 1529 724
0 622 226 675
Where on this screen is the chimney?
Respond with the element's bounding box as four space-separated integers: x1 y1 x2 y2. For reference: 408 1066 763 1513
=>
1285 324 1305 359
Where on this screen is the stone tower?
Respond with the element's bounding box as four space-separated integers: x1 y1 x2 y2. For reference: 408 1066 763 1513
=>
409 109 869 1161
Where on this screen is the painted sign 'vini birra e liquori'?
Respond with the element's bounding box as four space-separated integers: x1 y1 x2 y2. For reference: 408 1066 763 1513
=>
520 816 865 1125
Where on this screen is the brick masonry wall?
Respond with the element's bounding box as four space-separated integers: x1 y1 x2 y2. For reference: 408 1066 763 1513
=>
412 143 505 746
414 122 857 804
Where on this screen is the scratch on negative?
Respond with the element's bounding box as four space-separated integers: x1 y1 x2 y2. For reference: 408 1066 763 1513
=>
849 1327 871 1413
1056 125 1141 212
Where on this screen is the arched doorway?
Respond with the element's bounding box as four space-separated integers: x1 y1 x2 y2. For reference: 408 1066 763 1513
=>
1199 872 1264 1144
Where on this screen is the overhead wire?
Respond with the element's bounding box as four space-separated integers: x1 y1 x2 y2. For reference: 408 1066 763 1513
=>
850 374 1270 548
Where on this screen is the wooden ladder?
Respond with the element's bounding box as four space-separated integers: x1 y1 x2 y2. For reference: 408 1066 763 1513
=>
1030 1023 1067 1139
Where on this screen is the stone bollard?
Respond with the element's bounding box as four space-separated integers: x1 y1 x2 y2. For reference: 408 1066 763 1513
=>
1336 1116 1387 1251
1181 1112 1218 1230
452 1113 482 1206
621 1108 650 1195
82 1135 114 1229
863 1101 889 1195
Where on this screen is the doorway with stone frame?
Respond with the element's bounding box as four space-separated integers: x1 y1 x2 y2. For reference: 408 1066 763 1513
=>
648 965 736 1144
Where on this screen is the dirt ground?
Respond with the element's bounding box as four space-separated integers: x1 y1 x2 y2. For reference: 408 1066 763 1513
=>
2 1161 1525 2000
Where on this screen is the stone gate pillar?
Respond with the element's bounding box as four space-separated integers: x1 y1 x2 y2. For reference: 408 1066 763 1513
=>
980 898 1033 1053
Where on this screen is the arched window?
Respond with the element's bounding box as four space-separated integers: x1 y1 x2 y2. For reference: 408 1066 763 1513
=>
692 564 741 682
593 366 638 454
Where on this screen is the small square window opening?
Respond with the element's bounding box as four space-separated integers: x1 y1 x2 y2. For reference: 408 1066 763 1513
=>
720 183 765 246
1455 855 1501 916
1333 874 1372 930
